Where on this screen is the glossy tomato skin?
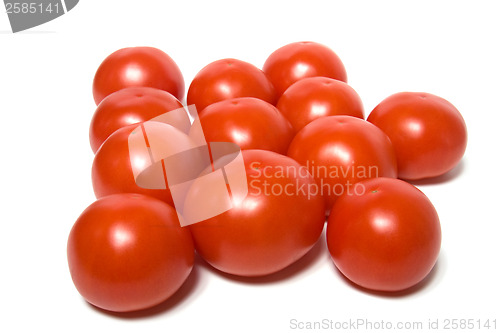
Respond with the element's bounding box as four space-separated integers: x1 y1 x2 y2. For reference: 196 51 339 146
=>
367 92 467 180
326 177 441 292
186 58 277 114
287 116 397 213
89 87 185 154
263 41 347 97
91 124 193 205
187 149 325 277
92 47 185 105
67 193 195 312
196 97 294 154
277 77 364 133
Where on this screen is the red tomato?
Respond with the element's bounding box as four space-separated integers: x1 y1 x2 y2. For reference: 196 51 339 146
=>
92 47 185 105
367 92 467 180
89 87 187 154
67 193 195 312
263 41 347 97
187 149 325 277
91 124 193 206
277 77 364 133
196 97 294 154
326 177 441 292
287 116 397 213
186 58 277 114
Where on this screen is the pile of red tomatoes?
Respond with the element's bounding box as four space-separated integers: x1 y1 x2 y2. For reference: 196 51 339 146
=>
67 42 467 312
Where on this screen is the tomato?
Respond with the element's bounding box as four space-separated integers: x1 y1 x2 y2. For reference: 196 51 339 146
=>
89 87 188 154
186 58 277 114
263 41 347 97
91 123 193 206
326 177 441 292
195 97 294 154
92 47 185 105
367 92 467 180
187 149 325 277
287 116 397 213
276 77 364 133
67 193 195 312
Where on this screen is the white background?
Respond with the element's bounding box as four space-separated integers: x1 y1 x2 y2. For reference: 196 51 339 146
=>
1 1 499 332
